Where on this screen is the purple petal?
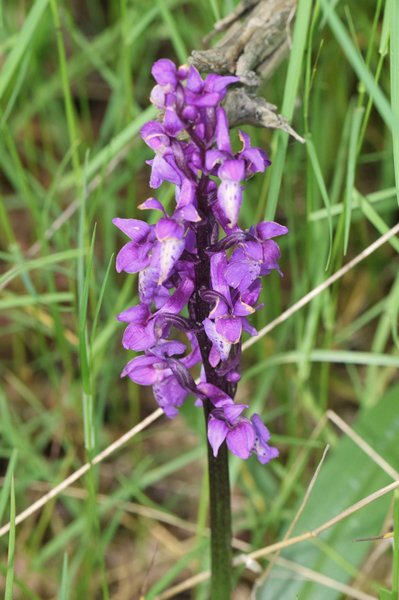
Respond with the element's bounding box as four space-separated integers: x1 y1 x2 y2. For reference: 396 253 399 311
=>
158 278 194 314
241 317 258 337
218 159 245 183
176 178 195 207
225 252 260 291
117 303 151 323
215 316 242 344
121 355 161 385
122 321 156 351
226 370 241 383
240 279 262 307
205 149 228 172
115 241 152 274
156 218 184 241
181 334 202 369
255 221 289 240
233 297 255 317
197 382 233 407
261 240 281 272
246 148 271 174
218 183 242 230
215 107 232 153
177 204 201 222
205 74 239 95
138 197 167 215
203 318 231 361
112 218 151 242
251 414 270 441
208 296 229 319
151 59 177 86
153 375 187 418
209 344 221 367
139 261 160 303
251 414 279 464
210 252 230 300
177 64 190 80
185 90 220 107
150 155 182 188
186 66 204 92
141 121 170 151
223 403 248 421
164 108 184 136
217 178 243 229
226 421 255 459
150 84 166 108
158 238 186 284
208 417 229 457
152 340 186 357
181 105 198 121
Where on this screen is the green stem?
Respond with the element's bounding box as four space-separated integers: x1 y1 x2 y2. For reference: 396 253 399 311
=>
207 436 232 598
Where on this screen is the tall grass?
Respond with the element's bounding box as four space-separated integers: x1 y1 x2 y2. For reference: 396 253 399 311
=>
0 1 398 598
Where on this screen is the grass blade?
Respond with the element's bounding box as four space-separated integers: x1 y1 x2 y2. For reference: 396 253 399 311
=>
0 0 50 101
4 477 16 600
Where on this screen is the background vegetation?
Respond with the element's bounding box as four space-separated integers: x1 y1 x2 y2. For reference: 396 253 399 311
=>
0 0 398 598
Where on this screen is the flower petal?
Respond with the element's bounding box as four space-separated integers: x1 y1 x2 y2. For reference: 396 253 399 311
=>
139 261 160 303
158 238 186 284
156 218 184 241
233 297 255 317
151 59 177 86
218 159 245 182
223 403 248 421
138 197 167 215
121 356 160 385
215 107 232 153
153 375 187 418
210 252 231 300
217 179 243 229
225 252 260 291
122 321 156 351
226 421 255 459
112 218 151 242
251 414 279 464
261 240 281 273
208 417 229 457
117 303 151 323
158 278 194 314
115 242 151 274
215 316 242 344
203 318 231 361
255 221 288 240
197 383 233 407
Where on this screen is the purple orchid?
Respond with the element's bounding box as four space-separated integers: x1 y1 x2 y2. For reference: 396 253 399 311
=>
114 59 285 464
197 383 278 462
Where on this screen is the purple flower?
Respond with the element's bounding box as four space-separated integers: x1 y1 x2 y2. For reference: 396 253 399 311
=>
208 404 255 459
113 58 286 464
224 221 288 292
118 278 195 352
204 109 272 230
122 339 199 418
199 384 278 463
113 218 154 274
251 414 279 464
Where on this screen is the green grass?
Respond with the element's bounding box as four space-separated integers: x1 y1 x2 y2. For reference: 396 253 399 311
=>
0 0 398 598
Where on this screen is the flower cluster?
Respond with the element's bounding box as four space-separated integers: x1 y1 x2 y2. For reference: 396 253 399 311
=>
114 59 287 464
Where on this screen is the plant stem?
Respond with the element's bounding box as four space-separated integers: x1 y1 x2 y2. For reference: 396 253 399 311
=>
206 429 232 598
191 176 233 599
